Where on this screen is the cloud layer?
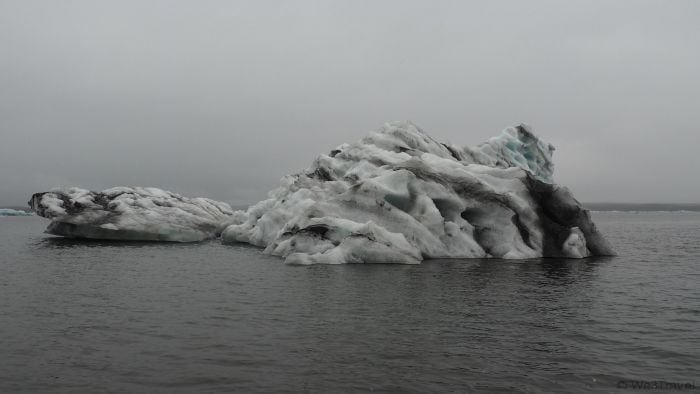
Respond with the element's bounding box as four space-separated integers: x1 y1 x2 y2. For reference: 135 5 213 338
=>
2 0 698 205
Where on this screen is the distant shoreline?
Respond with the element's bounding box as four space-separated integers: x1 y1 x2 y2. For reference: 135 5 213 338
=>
584 203 700 212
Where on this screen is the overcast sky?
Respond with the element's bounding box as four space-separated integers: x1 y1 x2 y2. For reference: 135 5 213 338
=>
1 0 698 206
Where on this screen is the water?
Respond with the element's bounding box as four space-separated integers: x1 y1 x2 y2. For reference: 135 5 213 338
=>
0 213 698 393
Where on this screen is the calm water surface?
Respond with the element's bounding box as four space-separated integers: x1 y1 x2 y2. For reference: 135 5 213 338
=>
0 212 698 393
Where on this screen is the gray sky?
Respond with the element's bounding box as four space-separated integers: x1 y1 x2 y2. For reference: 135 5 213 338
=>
1 0 699 206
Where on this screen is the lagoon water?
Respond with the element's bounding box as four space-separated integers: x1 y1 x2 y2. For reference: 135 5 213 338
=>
0 212 698 392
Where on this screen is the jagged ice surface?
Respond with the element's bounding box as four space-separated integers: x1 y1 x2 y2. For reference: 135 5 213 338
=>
27 121 613 262
221 121 614 264
29 187 234 242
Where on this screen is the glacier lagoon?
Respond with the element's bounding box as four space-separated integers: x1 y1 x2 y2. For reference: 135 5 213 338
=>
0 212 697 392
29 121 613 263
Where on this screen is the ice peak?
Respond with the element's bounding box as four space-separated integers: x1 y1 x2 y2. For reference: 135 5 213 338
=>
353 121 556 183
475 123 556 183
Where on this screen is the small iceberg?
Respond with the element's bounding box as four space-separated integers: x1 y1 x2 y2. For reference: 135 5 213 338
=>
29 187 234 242
0 208 34 217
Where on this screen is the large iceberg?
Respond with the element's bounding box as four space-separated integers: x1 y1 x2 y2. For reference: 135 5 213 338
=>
28 121 613 263
29 187 234 242
221 121 614 264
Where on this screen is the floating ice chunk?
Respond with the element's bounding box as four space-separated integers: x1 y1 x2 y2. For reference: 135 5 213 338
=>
29 187 234 242
0 208 34 216
27 121 613 261
221 121 614 264
562 227 588 259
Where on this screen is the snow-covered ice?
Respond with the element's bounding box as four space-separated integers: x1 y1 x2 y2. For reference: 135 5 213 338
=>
29 187 234 242
221 121 614 264
0 208 34 216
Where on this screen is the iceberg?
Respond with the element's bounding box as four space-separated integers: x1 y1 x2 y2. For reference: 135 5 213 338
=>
28 121 613 263
29 187 234 242
221 121 614 264
0 208 34 216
